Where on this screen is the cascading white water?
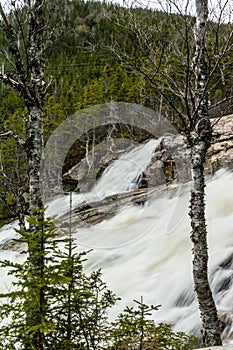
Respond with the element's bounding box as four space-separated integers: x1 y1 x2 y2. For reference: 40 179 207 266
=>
73 169 233 343
0 140 232 344
93 139 160 197
46 138 161 218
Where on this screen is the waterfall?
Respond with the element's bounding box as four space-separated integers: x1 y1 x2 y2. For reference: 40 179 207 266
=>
93 139 160 197
0 139 233 344
46 138 161 218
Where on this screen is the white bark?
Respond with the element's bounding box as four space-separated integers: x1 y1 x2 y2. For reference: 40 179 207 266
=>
26 106 43 217
0 1 46 217
0 2 47 347
189 0 222 346
190 143 222 346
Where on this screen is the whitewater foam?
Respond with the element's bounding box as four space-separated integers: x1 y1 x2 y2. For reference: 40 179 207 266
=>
0 142 232 343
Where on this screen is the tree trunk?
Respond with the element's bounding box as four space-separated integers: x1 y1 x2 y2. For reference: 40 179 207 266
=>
22 2 46 347
190 0 222 346
190 143 222 346
26 106 44 216
24 106 44 348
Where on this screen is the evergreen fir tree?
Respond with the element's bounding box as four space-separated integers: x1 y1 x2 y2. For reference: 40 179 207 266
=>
0 211 118 349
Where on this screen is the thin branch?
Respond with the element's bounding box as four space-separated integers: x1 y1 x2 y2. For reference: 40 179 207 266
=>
209 95 233 111
0 72 21 88
0 131 13 140
184 16 193 124
0 3 9 27
14 5 30 81
0 4 27 86
192 28 232 123
0 130 25 145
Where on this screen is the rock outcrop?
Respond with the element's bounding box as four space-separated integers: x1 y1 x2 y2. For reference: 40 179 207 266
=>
58 115 233 228
208 115 233 173
2 116 233 251
63 115 233 192
142 114 233 187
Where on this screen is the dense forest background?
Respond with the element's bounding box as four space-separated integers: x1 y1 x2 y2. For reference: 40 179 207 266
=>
0 0 232 225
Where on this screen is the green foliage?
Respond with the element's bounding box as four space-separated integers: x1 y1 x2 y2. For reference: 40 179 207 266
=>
0 213 118 349
0 1 231 226
0 197 13 226
0 131 28 223
109 299 200 350
0 213 200 349
0 87 25 119
0 0 231 126
45 243 118 349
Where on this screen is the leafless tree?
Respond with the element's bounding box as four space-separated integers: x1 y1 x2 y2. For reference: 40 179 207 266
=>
0 1 49 347
109 0 232 346
0 0 48 220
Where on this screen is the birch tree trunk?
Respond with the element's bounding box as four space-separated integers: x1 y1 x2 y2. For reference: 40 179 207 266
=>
25 0 46 219
27 107 43 217
111 0 232 345
0 0 46 216
23 3 46 348
189 0 222 345
0 1 47 347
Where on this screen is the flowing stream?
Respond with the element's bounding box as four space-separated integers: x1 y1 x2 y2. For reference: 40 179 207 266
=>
0 140 233 344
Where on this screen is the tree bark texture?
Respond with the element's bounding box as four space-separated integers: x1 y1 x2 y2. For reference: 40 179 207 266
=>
24 2 46 348
0 0 46 217
0 1 46 348
25 0 45 217
190 144 222 346
190 0 222 346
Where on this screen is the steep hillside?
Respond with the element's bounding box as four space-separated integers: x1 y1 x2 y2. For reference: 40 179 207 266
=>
0 0 232 225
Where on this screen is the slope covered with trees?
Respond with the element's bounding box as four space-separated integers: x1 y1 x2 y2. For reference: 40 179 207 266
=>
0 0 232 226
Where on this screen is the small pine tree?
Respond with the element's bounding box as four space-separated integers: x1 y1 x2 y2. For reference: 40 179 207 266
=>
46 239 119 349
109 298 200 350
0 212 57 349
0 213 118 349
0 193 199 350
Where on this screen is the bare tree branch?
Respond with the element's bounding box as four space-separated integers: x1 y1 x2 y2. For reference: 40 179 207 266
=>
0 130 25 145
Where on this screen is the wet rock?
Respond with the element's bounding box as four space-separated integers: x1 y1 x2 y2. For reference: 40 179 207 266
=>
63 139 136 192
62 115 233 192
145 115 233 185
208 115 233 173
56 185 168 229
0 239 27 251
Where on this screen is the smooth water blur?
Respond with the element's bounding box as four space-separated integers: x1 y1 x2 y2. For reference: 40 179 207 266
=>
94 138 160 196
74 170 233 342
46 139 161 218
0 138 232 343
